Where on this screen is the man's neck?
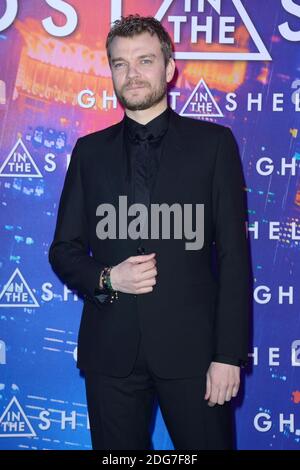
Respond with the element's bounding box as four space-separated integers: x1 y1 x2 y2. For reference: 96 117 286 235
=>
125 100 168 125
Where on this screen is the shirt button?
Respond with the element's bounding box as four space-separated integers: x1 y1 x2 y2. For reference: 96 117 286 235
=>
137 246 145 255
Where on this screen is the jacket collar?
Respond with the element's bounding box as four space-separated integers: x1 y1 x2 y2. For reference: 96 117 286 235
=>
124 106 171 143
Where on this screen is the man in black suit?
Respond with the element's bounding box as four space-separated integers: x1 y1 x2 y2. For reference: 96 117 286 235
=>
49 14 251 450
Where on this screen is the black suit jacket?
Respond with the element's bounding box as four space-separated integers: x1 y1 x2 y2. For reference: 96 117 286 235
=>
48 108 251 378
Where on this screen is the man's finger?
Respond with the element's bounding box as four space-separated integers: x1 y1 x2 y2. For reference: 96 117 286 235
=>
207 386 219 407
138 260 157 274
129 253 156 263
204 374 211 400
225 387 233 402
135 286 154 294
138 269 157 280
231 384 240 398
136 277 157 288
217 388 227 405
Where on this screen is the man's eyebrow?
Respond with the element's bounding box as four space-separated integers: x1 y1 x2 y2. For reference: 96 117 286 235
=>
111 57 125 64
137 54 156 59
111 53 156 64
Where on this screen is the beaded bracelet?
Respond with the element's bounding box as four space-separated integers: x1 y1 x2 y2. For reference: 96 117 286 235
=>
101 266 119 303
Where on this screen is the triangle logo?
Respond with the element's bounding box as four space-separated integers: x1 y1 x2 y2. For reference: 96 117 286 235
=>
0 138 43 178
155 0 272 61
180 78 224 118
0 268 40 308
0 396 37 437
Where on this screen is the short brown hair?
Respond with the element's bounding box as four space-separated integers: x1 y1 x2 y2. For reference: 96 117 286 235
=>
106 14 174 66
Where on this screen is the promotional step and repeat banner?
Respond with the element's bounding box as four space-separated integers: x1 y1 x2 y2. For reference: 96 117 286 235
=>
0 0 300 450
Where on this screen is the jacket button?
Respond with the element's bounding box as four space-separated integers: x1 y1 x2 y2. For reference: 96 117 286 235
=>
137 246 145 255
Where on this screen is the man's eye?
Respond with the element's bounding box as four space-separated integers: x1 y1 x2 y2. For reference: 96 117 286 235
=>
114 63 124 68
141 59 152 64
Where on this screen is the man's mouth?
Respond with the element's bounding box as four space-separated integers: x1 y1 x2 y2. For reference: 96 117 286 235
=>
126 84 146 90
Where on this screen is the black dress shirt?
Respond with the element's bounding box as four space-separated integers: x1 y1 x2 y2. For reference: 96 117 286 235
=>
124 106 170 208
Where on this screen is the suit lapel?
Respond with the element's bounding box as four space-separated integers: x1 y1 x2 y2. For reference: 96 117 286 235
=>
102 115 131 206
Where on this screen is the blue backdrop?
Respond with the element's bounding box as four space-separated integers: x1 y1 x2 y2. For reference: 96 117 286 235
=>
0 0 300 450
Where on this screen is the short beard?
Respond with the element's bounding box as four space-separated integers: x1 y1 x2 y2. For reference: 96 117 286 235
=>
115 78 167 111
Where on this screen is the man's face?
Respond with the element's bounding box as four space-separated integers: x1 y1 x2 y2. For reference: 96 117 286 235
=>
109 31 174 111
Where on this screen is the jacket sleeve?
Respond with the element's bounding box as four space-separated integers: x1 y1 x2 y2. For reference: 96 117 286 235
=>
212 354 247 368
212 127 251 365
48 138 108 307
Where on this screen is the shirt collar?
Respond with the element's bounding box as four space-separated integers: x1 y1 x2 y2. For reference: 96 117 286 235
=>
124 106 170 142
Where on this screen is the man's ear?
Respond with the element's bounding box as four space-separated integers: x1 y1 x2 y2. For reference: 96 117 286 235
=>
166 58 176 83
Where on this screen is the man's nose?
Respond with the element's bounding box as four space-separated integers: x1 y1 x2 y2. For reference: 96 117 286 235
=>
126 63 140 78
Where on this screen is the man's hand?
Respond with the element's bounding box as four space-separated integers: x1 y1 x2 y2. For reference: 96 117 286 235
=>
204 361 240 407
109 253 157 294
